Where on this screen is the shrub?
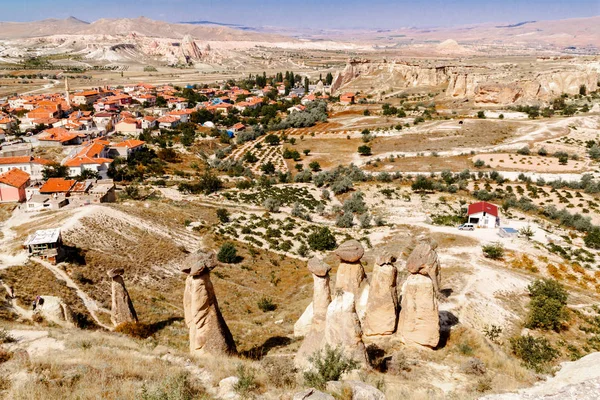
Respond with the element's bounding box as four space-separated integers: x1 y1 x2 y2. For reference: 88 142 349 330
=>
257 297 277 312
584 227 600 249
263 197 280 212
343 191 367 214
517 146 531 155
309 161 321 172
0 329 15 344
336 212 354 228
482 242 504 259
483 325 503 344
140 372 204 400
526 279 568 331
262 357 297 389
461 358 486 375
357 145 372 156
114 322 153 339
330 177 353 194
519 225 534 240
538 147 548 156
303 345 359 390
307 227 337 251
218 242 238 263
477 110 486 119
264 134 280 146
234 365 259 397
359 213 372 229
474 159 485 168
216 208 230 223
509 335 558 372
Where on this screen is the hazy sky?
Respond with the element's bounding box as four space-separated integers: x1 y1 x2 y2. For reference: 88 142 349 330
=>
2 0 599 29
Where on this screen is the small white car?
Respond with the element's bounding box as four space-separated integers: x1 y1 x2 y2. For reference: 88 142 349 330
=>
458 223 475 231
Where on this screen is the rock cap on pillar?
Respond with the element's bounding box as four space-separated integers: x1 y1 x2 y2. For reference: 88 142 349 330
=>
334 240 364 263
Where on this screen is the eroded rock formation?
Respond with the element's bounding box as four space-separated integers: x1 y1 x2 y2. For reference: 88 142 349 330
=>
406 236 442 299
397 273 440 348
33 295 74 327
181 250 236 356
362 251 398 337
322 291 369 367
107 268 137 326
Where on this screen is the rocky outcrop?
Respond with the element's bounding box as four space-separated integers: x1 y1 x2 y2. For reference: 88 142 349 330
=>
322 292 369 367
362 251 398 337
327 380 386 400
180 34 202 62
397 274 440 348
447 69 599 105
107 268 137 327
330 58 598 105
182 250 236 357
33 296 74 327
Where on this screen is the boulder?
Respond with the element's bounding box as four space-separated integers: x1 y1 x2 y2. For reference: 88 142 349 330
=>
293 388 335 400
328 381 385 400
362 252 398 336
323 292 368 367
397 274 440 348
182 250 236 356
217 376 240 400
33 296 74 327
107 268 138 326
308 257 331 277
335 240 365 263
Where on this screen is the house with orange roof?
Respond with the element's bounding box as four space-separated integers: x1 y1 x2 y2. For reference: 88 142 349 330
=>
109 139 146 159
0 156 52 181
115 118 141 135
72 90 100 106
38 127 83 147
63 142 113 178
141 116 157 130
39 178 76 194
0 117 15 130
0 168 30 202
157 115 181 129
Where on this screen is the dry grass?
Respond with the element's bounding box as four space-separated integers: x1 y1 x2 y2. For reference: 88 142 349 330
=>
364 155 472 173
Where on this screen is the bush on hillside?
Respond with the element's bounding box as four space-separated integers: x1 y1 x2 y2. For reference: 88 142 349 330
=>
307 227 337 251
509 335 558 372
217 242 238 264
303 345 359 390
526 279 568 331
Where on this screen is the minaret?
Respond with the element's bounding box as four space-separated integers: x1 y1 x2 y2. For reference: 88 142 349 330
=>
65 77 71 108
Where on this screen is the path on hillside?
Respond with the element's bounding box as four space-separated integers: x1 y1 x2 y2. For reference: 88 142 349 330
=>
35 258 112 330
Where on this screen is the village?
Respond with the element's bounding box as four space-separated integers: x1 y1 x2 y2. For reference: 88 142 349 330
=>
0 12 600 398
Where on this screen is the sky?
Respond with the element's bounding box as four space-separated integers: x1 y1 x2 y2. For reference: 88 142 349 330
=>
1 0 599 29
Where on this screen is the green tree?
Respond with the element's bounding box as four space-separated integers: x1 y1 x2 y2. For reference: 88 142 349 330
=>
264 134 280 146
261 161 276 175
526 279 568 331
216 208 230 223
42 163 69 179
307 227 337 251
217 242 238 263
477 111 486 119
357 145 372 156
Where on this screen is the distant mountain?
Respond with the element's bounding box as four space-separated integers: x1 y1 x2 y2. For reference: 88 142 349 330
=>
180 20 243 27
0 16 292 42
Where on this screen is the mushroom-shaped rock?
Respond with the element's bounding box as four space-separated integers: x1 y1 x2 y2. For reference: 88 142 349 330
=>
362 251 398 337
405 237 442 297
334 242 367 298
397 274 440 348
182 250 236 356
107 268 137 326
335 240 365 263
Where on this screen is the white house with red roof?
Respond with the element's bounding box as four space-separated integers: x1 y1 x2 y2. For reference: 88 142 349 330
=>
62 142 113 178
0 156 52 181
467 201 500 228
109 139 145 160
